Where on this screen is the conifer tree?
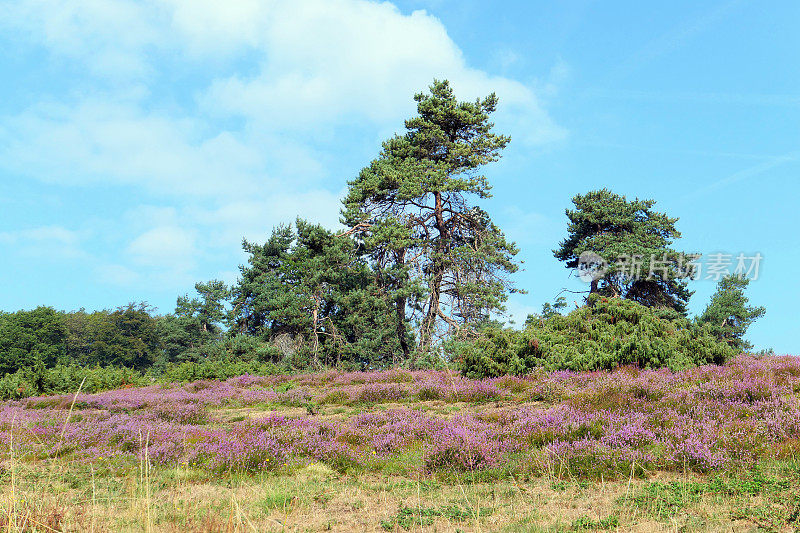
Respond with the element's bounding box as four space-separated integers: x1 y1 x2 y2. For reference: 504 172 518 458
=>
230 220 402 368
342 80 519 363
176 280 229 333
554 189 694 314
698 275 765 350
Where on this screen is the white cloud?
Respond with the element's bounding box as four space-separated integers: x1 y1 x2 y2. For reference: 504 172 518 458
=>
0 100 268 197
95 263 141 286
0 225 78 245
0 0 566 285
0 225 85 259
196 0 565 143
1 0 166 79
492 48 522 71
188 188 346 249
3 0 564 143
127 225 196 268
167 0 266 55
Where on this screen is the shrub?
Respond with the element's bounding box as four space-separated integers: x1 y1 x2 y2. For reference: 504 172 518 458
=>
0 364 148 400
319 390 349 404
452 296 737 378
197 336 284 364
414 383 444 401
0 360 283 400
356 383 408 403
160 359 280 383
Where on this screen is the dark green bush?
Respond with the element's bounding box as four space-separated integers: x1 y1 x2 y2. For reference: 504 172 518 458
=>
160 359 280 382
0 364 148 400
451 296 737 378
0 359 284 400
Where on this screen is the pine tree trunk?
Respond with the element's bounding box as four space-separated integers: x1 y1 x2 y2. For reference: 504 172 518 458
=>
418 191 449 358
311 297 321 369
395 295 410 363
392 249 411 366
418 270 443 355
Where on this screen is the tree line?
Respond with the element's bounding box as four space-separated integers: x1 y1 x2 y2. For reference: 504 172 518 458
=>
0 80 766 378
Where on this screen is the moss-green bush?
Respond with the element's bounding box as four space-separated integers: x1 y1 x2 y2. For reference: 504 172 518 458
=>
0 359 284 400
451 296 736 378
160 359 280 382
0 364 148 400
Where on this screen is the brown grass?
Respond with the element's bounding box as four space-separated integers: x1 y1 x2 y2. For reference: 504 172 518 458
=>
0 456 780 532
1 397 795 531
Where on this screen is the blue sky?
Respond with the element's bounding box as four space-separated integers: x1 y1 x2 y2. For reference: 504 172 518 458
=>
0 0 797 352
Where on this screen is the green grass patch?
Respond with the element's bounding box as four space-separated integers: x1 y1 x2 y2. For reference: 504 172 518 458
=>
570 514 619 530
380 504 493 530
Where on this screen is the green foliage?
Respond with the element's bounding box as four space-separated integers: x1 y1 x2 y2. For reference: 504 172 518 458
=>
159 359 280 383
200 335 283 363
570 515 619 530
230 219 404 369
381 505 490 530
342 79 519 358
0 359 287 400
0 364 147 400
0 85 771 385
453 295 736 377
620 469 790 521
155 314 206 364
96 303 163 368
539 296 567 319
176 279 229 335
698 275 765 350
0 307 67 374
0 304 165 373
446 325 527 379
554 189 695 314
622 481 705 519
60 303 164 369
0 302 279 386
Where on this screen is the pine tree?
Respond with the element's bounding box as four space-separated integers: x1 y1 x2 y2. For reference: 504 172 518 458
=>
176 280 229 334
554 189 695 314
342 80 519 364
698 275 765 351
230 220 403 369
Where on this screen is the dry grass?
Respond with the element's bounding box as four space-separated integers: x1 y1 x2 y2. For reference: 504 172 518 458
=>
2 392 798 531
1 447 790 532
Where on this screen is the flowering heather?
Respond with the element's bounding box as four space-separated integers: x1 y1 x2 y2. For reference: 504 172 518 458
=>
1 355 800 478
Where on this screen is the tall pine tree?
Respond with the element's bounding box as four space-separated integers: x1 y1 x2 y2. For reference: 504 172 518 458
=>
342 80 519 364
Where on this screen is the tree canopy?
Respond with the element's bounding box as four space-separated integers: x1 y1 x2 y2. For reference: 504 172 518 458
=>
229 219 404 369
698 275 766 351
453 295 736 378
553 189 695 314
0 80 770 379
176 280 229 334
342 80 519 363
